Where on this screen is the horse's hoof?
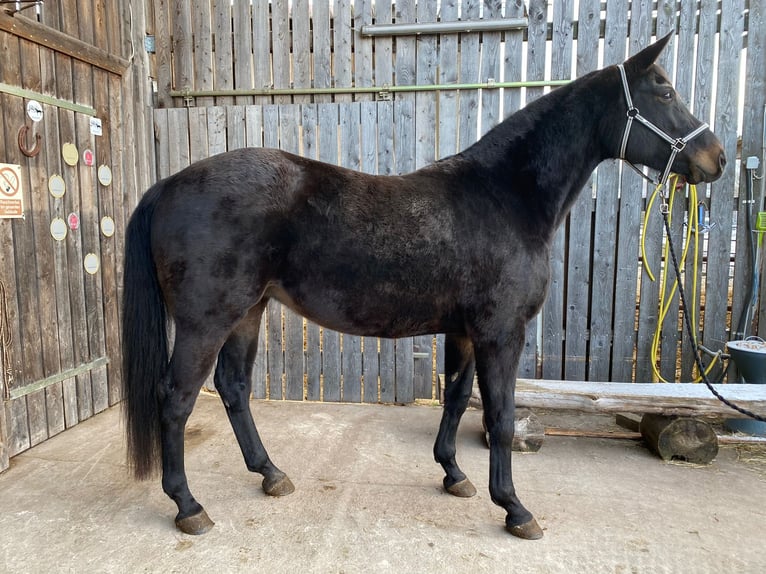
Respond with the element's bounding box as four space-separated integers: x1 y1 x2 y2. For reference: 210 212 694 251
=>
263 473 295 497
506 517 544 540
175 510 215 535
445 477 477 498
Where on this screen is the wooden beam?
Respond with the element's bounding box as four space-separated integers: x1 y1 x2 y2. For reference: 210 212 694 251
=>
0 11 129 76
515 380 766 419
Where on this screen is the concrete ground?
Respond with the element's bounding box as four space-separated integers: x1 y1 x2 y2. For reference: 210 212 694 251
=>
1 395 764 574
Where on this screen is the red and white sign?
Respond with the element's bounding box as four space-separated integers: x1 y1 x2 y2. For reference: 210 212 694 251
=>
68 212 80 231
0 163 24 219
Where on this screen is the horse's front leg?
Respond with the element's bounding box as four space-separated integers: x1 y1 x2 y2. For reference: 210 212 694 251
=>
474 331 544 540
434 334 477 497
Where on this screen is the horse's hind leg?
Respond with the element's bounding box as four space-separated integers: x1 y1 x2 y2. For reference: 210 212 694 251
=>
160 329 224 535
214 303 295 497
433 334 477 498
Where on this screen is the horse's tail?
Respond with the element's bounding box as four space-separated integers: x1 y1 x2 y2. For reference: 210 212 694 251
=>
122 183 168 480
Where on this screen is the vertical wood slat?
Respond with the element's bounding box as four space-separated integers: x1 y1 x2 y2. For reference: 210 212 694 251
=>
301 104 322 401
705 1 745 353
291 0 311 104
339 104 363 402
213 0 234 105
359 101 380 402
191 0 214 107
318 104 342 401
271 0 291 104
607 0 637 384
333 0 353 102
233 0 253 106
376 100 396 402
564 0 599 382
457 0 480 151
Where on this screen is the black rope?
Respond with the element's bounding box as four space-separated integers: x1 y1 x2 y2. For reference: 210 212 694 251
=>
662 210 766 422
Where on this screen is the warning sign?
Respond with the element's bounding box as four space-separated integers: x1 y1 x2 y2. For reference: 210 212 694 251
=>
0 163 24 219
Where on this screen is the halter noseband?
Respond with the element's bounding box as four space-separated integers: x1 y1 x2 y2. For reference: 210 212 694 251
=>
617 63 709 186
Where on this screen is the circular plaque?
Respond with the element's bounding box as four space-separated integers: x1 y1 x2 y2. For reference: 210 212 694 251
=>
62 143 79 166
97 165 112 186
100 216 115 237
50 218 68 241
84 253 100 274
48 174 66 198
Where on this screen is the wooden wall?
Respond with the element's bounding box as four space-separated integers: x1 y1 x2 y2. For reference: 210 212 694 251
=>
149 0 766 391
0 3 155 467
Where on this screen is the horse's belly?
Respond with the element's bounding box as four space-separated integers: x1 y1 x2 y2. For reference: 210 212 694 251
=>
264 280 460 338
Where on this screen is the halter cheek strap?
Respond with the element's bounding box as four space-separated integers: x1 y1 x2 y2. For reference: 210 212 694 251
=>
617 63 709 186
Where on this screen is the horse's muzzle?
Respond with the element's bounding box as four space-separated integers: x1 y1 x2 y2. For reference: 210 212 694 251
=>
688 142 726 184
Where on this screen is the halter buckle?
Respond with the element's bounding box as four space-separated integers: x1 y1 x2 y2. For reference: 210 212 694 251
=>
627 107 639 119
671 139 686 152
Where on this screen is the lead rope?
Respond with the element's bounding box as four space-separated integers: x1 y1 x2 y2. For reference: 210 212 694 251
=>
661 209 766 422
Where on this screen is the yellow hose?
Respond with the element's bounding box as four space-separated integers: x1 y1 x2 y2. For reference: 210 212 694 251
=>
641 176 720 382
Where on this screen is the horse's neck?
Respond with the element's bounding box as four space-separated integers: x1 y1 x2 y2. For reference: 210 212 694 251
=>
463 82 607 239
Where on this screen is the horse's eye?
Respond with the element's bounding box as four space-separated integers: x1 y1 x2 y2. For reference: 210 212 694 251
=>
661 90 674 101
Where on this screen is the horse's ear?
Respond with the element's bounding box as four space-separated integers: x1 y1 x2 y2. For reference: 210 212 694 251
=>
624 32 673 73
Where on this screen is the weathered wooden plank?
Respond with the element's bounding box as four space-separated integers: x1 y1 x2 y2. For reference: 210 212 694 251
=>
311 0 332 103
318 103 341 401
261 105 284 399
590 1 627 382
206 105 227 155
21 40 65 437
359 100 380 403
226 105 246 150
393 0 416 106
609 0 643 383
479 0 502 136
457 0 480 150
353 0 374 101
515 380 766 419
437 0 458 160
73 58 110 416
251 0 271 104
232 0 253 105
372 0 393 93
191 0 214 107
299 103 321 401
0 33 30 454
40 46 73 432
167 107 191 175
563 0 600 382
376 99 396 402
92 66 122 408
172 0 193 104
278 105 305 401
271 0 291 104
154 0 172 107
338 103 363 402
291 0 311 104
705 2 744 359
542 0 574 381
502 0 525 118
394 98 415 403
333 0 353 102
212 0 234 105
188 107 209 163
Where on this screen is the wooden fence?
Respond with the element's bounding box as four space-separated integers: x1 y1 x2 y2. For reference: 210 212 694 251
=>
151 0 766 397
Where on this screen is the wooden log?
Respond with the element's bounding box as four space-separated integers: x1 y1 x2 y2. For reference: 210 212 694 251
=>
639 414 719 464
482 409 545 453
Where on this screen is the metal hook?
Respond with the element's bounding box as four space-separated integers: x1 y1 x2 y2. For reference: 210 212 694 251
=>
17 124 42 158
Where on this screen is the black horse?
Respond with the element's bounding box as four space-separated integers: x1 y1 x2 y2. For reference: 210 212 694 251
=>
122 34 725 540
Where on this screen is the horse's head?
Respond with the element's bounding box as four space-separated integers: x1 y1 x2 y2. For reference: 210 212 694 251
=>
612 33 726 184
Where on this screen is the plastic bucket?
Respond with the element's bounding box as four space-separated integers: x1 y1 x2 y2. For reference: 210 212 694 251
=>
725 338 766 436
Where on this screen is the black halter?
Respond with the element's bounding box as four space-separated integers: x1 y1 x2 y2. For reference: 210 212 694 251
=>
617 63 709 186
